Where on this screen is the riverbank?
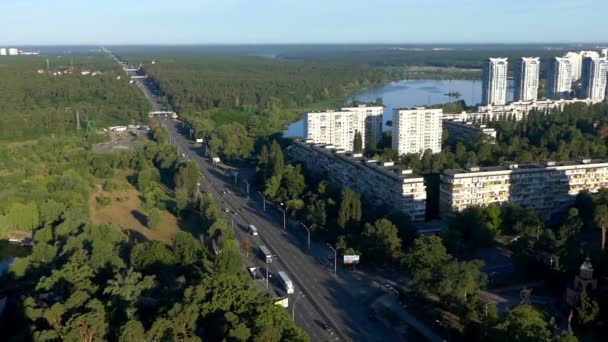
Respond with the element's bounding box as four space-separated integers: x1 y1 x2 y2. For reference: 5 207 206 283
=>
402 66 481 80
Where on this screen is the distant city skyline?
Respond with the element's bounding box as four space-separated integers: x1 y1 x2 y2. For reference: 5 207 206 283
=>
1 0 608 45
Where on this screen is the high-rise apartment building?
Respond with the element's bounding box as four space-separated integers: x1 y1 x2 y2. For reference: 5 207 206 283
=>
581 56 608 103
564 51 600 82
513 57 540 102
339 105 384 146
481 58 508 106
439 159 608 218
564 52 582 81
0 48 6 56
392 107 442 156
304 105 383 152
548 57 573 99
8 48 19 56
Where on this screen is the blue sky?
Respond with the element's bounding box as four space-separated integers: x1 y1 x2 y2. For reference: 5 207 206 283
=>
1 0 607 44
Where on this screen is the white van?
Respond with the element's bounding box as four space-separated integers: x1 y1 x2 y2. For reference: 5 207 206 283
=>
249 224 258 236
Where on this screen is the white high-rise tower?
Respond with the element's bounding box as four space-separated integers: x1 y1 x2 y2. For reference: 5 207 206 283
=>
514 57 540 102
581 56 608 103
481 58 508 106
548 57 573 100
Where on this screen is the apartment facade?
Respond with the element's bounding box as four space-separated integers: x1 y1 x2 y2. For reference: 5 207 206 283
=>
392 107 442 156
8 48 18 56
442 120 496 144
440 159 608 218
340 105 384 146
304 105 383 152
0 48 6 56
481 58 508 106
581 56 608 103
290 140 427 221
513 57 540 102
549 57 574 99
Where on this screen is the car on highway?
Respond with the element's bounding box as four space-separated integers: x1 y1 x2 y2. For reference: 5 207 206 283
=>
224 208 230 213
321 323 334 335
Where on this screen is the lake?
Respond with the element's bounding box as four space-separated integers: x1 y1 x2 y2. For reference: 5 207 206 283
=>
0 240 31 277
284 79 515 137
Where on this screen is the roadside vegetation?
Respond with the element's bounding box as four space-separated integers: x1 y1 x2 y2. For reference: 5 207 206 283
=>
0 131 307 341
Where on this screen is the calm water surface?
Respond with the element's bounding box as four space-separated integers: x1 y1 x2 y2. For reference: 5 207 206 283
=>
285 79 515 137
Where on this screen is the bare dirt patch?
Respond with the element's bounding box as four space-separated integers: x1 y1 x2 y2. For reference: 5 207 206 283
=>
89 181 179 243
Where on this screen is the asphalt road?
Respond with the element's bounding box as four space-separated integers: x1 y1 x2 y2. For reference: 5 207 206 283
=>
114 54 405 342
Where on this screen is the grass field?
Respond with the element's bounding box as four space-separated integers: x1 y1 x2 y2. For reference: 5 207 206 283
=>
88 172 191 243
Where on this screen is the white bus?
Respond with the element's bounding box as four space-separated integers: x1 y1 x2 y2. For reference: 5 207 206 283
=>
278 271 294 294
259 245 272 263
248 224 258 236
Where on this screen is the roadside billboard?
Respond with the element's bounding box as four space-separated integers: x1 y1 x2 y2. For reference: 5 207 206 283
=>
343 255 360 264
274 297 289 308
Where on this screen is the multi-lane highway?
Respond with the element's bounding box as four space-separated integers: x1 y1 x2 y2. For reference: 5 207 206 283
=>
113 53 409 341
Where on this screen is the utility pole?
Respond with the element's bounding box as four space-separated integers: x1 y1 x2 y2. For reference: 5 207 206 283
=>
265 263 269 289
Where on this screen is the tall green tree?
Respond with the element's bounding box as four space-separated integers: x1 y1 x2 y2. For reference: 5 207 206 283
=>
575 291 600 327
362 219 402 264
492 305 551 342
337 188 362 231
593 204 608 250
353 131 363 153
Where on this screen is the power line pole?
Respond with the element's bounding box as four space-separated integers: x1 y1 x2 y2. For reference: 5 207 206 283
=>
76 110 81 131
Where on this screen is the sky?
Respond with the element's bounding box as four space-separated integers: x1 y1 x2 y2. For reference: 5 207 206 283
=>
1 0 607 45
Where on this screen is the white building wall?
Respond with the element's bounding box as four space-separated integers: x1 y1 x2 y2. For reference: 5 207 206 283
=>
8 48 19 56
0 48 6 56
514 57 540 102
550 57 573 99
440 160 608 218
304 105 381 152
481 58 508 106
392 107 442 156
581 56 608 103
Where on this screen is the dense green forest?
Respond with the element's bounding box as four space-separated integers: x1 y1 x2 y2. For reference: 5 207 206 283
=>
123 54 396 140
0 135 306 341
278 48 564 69
0 55 150 140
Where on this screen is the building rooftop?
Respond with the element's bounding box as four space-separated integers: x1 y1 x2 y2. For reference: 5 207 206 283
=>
394 106 442 112
293 139 423 181
443 158 608 177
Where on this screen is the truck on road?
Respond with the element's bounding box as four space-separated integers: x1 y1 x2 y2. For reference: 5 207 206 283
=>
278 271 294 294
259 245 272 263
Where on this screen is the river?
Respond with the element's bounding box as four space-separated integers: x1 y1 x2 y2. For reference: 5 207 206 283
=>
284 79 515 137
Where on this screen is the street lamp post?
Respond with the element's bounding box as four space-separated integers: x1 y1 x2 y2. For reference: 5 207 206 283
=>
327 244 337 275
266 263 269 289
257 191 266 211
292 291 305 321
298 222 311 249
242 180 250 199
230 212 238 230
278 205 286 230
